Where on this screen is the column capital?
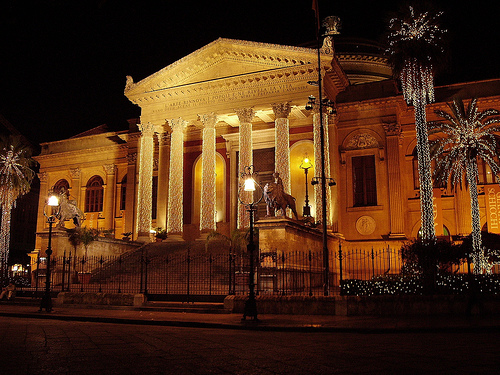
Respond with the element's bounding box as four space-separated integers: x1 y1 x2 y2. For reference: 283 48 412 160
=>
272 102 291 119
383 122 402 137
70 168 81 179
235 108 255 123
138 122 156 136
103 164 116 175
199 113 218 128
38 171 48 183
169 117 188 132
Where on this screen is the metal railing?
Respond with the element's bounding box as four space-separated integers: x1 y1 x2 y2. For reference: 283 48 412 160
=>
24 244 499 299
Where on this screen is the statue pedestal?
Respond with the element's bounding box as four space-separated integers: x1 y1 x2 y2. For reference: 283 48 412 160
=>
256 217 337 254
37 228 71 258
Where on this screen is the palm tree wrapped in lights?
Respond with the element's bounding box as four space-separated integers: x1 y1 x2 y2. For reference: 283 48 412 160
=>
387 6 446 242
429 98 500 274
0 136 36 279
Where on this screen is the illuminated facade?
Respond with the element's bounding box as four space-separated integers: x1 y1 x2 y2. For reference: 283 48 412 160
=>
33 38 500 257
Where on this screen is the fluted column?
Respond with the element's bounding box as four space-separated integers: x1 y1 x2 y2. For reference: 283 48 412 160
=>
236 108 255 229
199 113 218 232
156 129 170 231
273 103 292 193
124 150 138 237
136 122 155 241
383 123 406 237
312 108 332 226
103 164 116 232
167 118 187 237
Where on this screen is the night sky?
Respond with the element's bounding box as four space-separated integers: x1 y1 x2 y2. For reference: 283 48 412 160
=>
0 0 499 144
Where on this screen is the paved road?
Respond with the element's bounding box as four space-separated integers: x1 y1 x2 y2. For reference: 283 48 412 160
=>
0 316 499 374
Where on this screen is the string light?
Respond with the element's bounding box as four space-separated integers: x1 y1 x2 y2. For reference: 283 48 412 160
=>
136 123 155 237
200 114 217 232
167 118 187 234
236 109 255 229
430 98 500 274
387 6 446 242
0 139 35 274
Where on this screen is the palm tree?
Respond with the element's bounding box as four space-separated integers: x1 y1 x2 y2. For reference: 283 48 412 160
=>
387 6 446 242
0 135 36 279
429 98 500 274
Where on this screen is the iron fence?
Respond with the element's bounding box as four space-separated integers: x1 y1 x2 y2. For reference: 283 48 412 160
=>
23 244 498 299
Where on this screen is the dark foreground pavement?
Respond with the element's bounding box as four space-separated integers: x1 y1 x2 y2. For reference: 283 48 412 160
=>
1 306 500 374
1 300 500 333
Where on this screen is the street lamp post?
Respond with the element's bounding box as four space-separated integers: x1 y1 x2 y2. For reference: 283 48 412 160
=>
39 194 60 312
238 166 263 321
300 157 313 217
305 12 340 296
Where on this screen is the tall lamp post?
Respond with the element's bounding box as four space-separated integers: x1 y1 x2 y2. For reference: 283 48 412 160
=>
299 157 313 217
238 166 263 320
39 194 60 313
305 12 340 296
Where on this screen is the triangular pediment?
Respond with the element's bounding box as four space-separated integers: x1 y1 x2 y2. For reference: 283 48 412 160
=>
125 38 320 94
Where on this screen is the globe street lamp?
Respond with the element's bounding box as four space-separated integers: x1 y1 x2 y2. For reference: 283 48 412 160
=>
299 157 313 217
238 166 263 321
39 194 60 312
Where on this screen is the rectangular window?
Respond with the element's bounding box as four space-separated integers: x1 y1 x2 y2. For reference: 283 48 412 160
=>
352 155 377 207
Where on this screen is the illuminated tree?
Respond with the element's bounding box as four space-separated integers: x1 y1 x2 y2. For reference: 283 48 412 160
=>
0 136 36 278
429 98 500 274
387 6 446 242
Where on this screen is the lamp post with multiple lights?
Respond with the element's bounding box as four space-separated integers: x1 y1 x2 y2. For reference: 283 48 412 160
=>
39 194 60 312
304 13 340 296
238 166 263 320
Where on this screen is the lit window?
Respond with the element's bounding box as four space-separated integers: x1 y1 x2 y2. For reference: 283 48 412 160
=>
352 155 377 207
85 176 104 212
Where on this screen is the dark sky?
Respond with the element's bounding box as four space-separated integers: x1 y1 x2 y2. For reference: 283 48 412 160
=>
0 0 499 144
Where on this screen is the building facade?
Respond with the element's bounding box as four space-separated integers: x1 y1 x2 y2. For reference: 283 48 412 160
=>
33 38 500 257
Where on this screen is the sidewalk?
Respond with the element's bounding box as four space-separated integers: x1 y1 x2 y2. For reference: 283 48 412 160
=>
1 299 500 333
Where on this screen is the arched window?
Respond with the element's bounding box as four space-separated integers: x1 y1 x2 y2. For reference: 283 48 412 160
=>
53 179 70 197
120 175 127 211
85 175 104 212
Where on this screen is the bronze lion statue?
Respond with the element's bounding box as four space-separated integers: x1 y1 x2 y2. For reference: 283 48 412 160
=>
263 181 299 220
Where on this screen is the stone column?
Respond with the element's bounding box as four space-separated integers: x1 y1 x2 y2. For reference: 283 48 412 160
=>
383 123 406 237
273 103 292 193
312 108 332 226
328 113 340 233
103 164 116 232
167 118 187 238
199 113 218 233
235 108 255 229
124 150 138 237
156 128 170 231
136 122 155 242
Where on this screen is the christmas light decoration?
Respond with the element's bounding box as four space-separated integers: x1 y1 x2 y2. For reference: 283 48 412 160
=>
0 136 35 277
387 6 446 242
429 98 500 274
200 113 217 232
167 118 187 234
273 103 291 194
313 110 332 226
236 109 255 229
136 123 155 237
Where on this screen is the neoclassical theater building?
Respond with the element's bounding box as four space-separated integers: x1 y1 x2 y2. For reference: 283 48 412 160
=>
33 37 500 256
